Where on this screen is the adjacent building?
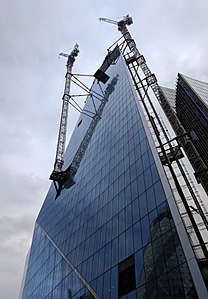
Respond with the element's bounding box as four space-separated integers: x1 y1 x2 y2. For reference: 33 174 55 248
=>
19 50 208 298
176 74 208 167
160 74 208 192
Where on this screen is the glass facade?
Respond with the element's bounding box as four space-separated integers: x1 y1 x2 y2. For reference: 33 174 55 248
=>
20 53 201 298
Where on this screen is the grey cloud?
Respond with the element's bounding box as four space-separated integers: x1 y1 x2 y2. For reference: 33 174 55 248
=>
0 214 31 299
0 214 33 239
0 170 49 210
0 172 49 298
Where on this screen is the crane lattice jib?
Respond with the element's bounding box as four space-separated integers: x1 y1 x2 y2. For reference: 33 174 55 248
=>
54 44 79 173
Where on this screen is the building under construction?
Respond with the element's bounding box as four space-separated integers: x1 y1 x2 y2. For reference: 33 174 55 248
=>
19 16 208 299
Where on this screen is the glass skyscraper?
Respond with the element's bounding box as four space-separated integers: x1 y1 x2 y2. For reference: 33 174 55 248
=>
19 50 207 298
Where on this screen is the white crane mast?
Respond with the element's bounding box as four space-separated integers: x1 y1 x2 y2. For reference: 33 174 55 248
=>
50 44 79 179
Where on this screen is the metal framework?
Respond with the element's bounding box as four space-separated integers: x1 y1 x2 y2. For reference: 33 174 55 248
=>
101 16 208 198
100 15 208 282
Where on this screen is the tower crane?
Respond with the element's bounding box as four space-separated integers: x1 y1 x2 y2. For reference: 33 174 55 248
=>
49 42 118 199
50 44 79 195
99 15 160 100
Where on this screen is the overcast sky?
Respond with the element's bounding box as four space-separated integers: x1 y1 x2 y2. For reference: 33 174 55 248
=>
0 1 208 298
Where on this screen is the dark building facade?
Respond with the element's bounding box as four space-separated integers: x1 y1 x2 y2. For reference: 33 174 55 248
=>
19 53 207 298
176 74 208 168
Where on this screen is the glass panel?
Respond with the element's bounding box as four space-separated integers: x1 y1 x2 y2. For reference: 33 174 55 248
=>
135 250 145 288
141 216 150 247
133 221 142 252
